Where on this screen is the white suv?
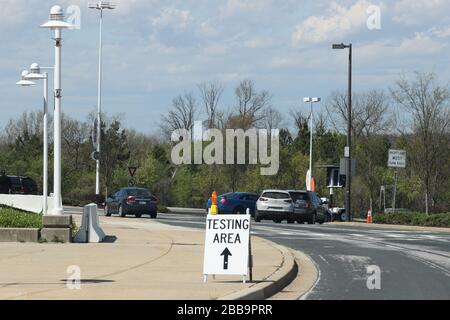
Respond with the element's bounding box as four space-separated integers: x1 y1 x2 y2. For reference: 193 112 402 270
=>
255 190 296 223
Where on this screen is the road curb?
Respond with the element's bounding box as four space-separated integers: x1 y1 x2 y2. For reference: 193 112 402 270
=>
330 221 450 233
219 240 298 300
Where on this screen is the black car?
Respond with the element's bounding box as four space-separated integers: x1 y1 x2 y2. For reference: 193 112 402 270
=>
105 187 158 218
287 190 331 224
0 175 38 195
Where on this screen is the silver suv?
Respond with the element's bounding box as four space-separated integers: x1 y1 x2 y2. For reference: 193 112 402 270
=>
255 190 296 223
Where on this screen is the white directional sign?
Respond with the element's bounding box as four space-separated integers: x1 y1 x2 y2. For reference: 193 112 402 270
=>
388 149 407 168
203 214 250 276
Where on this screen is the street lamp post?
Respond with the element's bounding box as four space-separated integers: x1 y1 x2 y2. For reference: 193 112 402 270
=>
89 1 116 196
41 6 73 215
18 64 52 215
332 43 352 222
303 97 321 191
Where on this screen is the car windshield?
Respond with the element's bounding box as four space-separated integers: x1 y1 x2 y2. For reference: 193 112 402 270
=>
262 192 290 199
126 189 151 198
289 192 309 202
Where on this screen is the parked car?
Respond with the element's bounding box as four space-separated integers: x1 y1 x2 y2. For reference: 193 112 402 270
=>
287 190 330 224
105 187 157 218
206 192 259 215
255 190 297 223
0 175 38 195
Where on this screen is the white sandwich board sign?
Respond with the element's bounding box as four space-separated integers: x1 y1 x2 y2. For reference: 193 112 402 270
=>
203 214 250 280
388 149 407 168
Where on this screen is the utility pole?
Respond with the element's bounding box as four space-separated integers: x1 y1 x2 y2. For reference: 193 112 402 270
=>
89 1 116 196
332 42 353 222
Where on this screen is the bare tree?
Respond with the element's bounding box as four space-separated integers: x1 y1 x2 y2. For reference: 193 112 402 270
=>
262 106 284 133
326 90 392 212
290 109 309 133
160 93 198 139
391 72 450 214
198 81 224 128
235 79 271 121
326 90 392 138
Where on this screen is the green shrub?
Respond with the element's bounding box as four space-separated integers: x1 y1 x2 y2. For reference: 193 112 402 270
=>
0 207 42 228
373 212 450 228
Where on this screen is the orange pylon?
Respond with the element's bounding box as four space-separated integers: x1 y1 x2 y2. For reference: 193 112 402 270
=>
367 208 372 224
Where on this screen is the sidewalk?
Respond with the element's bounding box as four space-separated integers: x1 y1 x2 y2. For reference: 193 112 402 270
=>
0 215 290 300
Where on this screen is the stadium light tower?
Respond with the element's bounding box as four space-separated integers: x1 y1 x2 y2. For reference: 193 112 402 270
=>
89 1 116 196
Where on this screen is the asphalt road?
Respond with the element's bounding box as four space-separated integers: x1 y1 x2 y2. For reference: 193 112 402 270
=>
64 207 450 300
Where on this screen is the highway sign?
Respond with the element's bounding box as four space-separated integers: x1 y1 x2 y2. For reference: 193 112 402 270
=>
388 149 406 168
128 166 137 177
203 214 250 277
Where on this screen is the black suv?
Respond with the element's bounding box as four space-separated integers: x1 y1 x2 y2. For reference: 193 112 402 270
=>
286 190 330 224
0 175 38 195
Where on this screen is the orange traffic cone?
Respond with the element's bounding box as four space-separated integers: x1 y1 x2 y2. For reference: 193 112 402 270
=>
367 208 372 224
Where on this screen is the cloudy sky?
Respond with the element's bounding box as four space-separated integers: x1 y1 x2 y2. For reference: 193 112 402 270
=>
1 0 449 134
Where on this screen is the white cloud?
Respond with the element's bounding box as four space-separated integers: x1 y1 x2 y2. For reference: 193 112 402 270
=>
219 0 275 18
151 6 193 31
392 0 450 25
0 0 34 25
291 0 372 46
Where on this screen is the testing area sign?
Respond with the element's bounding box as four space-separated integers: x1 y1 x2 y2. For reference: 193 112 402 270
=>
203 214 250 276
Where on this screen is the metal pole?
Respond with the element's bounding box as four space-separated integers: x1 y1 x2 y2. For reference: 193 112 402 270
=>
95 9 103 195
309 101 313 191
345 44 352 222
52 28 63 215
43 73 48 215
392 171 397 213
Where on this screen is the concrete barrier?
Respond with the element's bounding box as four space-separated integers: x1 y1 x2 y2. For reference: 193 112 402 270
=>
0 228 39 242
0 194 55 214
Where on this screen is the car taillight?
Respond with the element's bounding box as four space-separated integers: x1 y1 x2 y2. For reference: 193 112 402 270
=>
259 197 268 202
149 196 157 203
220 197 227 205
126 196 136 204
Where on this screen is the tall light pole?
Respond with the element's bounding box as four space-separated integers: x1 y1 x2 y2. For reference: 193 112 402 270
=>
18 64 52 215
41 6 73 215
303 97 321 191
89 1 116 196
332 43 352 222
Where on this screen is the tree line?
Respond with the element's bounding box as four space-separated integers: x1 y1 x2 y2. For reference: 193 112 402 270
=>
0 72 448 215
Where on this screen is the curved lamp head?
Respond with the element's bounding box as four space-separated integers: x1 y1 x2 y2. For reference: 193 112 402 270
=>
41 5 73 29
17 70 36 87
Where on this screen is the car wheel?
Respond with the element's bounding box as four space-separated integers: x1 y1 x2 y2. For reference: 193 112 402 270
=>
104 205 112 217
287 219 295 224
254 210 262 222
233 206 245 215
119 205 126 218
135 213 142 218
308 213 316 224
151 213 157 219
274 219 282 223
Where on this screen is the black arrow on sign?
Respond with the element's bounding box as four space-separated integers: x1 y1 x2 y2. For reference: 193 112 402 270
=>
221 247 232 270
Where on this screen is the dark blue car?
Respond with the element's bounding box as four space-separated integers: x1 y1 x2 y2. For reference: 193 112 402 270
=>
105 187 158 218
206 192 259 216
